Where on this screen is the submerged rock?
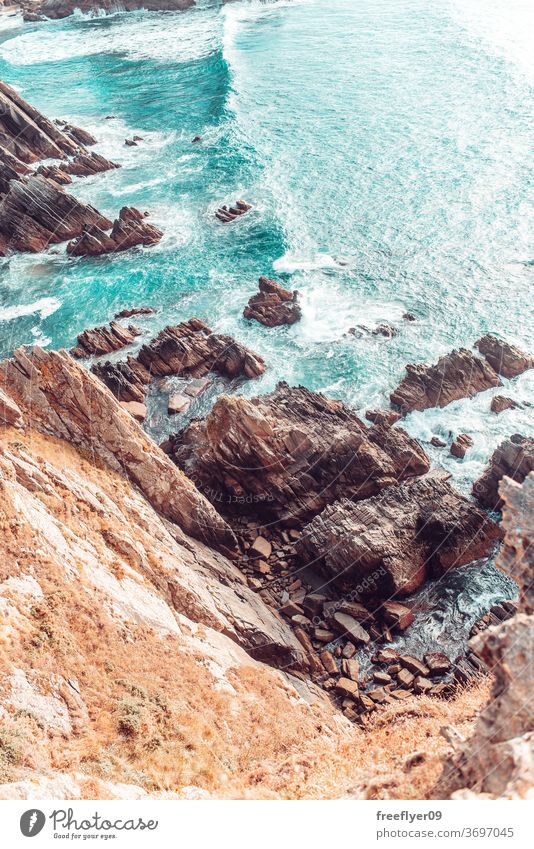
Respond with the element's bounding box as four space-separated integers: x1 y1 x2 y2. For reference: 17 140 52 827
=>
243 276 301 327
390 348 502 413
70 321 141 359
215 199 252 223
171 382 430 523
298 474 502 598
473 435 534 510
475 334 533 379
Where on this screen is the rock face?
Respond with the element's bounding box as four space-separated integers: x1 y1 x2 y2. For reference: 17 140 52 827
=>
0 387 23 428
243 277 301 327
91 357 151 404
0 346 235 553
70 321 141 358
496 472 534 615
390 348 502 413
136 318 266 380
0 175 112 255
439 614 534 799
475 334 533 379
298 474 502 598
171 382 430 523
0 80 160 257
473 435 534 510
67 207 163 256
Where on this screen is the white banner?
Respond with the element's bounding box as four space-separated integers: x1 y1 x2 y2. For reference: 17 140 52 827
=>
1 799 530 848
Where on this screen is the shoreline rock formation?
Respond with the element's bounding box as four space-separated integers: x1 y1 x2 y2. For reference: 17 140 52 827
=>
473 434 534 511
215 199 252 223
20 0 195 21
70 321 141 359
297 473 502 598
171 381 430 524
0 79 161 257
390 348 502 413
243 276 301 327
475 334 534 379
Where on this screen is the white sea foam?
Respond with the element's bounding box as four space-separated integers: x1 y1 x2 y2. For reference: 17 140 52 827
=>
0 297 61 323
0 8 220 66
450 0 534 84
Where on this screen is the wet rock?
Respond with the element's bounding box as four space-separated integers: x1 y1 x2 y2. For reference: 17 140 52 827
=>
171 382 430 524
168 394 191 415
60 122 97 147
299 474 502 598
403 312 417 321
382 601 414 631
390 348 501 413
137 318 265 380
450 433 473 459
27 0 195 19
497 472 534 614
67 207 162 256
0 79 78 164
243 276 301 327
475 334 533 379
473 435 534 510
115 307 156 319
430 436 447 448
372 323 397 338
0 346 236 553
35 164 73 186
91 357 151 404
215 199 252 223
365 409 402 427
184 377 211 397
70 321 141 358
490 395 520 414
0 175 112 255
61 151 120 177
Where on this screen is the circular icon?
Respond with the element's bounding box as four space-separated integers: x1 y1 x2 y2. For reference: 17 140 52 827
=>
20 810 46 837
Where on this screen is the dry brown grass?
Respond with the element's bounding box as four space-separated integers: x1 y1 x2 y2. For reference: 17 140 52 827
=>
0 427 490 799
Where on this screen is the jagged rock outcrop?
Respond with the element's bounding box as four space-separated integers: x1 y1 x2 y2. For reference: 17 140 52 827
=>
91 357 151 404
0 80 78 164
23 0 195 20
171 382 430 523
137 318 266 380
390 348 502 413
70 321 141 359
35 164 73 186
473 435 534 510
0 346 235 553
496 473 534 614
439 613 534 798
243 276 301 327
0 387 23 428
450 433 473 459
298 474 502 598
115 306 156 319
490 395 520 414
0 175 112 255
67 207 163 256
60 151 120 177
215 199 252 223
475 334 533 379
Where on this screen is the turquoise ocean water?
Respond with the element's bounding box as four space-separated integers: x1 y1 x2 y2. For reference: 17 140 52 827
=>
0 0 531 647
0 0 532 494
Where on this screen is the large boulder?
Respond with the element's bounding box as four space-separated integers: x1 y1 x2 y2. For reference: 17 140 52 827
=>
0 175 112 255
390 348 501 413
473 435 534 510
298 474 502 598
243 276 301 327
475 334 533 379
136 318 266 380
171 382 430 523
0 347 236 553
67 207 162 256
